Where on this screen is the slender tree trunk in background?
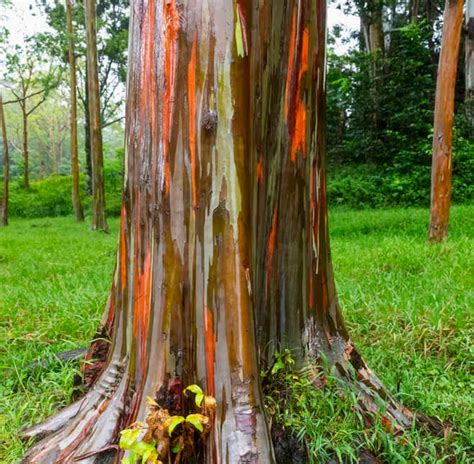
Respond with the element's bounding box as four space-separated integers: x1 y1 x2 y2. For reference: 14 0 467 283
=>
369 0 385 55
50 126 58 173
429 0 464 242
84 61 93 195
66 0 85 222
22 1 442 462
411 0 421 21
466 0 474 136
0 96 9 226
85 0 108 232
21 107 29 189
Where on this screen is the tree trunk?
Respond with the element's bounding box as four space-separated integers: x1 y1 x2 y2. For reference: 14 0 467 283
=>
85 61 93 195
0 96 9 226
369 0 385 55
85 0 108 232
429 0 464 242
22 1 441 463
466 0 474 137
22 107 29 189
66 0 85 222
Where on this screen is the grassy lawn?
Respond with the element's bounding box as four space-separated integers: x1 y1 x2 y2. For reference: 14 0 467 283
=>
0 206 473 463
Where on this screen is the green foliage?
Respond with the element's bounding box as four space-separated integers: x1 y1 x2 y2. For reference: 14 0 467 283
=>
326 21 473 208
119 425 159 464
327 128 473 208
0 169 123 219
0 216 119 462
118 385 214 463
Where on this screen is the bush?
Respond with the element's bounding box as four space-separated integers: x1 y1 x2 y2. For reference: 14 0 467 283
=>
1 173 123 219
327 139 473 209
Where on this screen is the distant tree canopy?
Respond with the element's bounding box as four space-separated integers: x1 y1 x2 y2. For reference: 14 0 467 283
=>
35 0 129 127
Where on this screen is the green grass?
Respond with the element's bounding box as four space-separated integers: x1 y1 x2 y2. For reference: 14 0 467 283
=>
0 217 119 461
0 206 473 462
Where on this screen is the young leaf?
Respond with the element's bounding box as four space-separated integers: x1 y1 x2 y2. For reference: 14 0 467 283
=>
195 392 204 407
271 359 285 375
121 449 137 464
119 428 142 450
184 384 203 396
186 414 209 433
146 396 159 408
164 416 185 436
141 443 158 463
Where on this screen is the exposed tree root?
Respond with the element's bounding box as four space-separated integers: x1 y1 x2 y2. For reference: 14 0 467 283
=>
21 357 127 463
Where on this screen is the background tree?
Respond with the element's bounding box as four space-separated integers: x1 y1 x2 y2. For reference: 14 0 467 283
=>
2 47 59 189
66 0 84 222
85 0 107 232
429 0 465 242
0 95 8 226
36 0 129 193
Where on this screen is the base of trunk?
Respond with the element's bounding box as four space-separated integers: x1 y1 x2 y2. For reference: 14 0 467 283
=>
22 337 443 464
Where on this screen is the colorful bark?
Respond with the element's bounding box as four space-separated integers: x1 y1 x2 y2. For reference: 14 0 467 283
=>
22 1 441 463
429 0 464 242
23 1 273 462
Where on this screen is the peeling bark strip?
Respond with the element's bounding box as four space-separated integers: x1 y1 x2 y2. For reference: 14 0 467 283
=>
23 1 441 463
429 0 464 242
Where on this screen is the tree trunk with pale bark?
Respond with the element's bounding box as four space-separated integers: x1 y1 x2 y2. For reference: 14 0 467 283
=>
21 107 29 190
429 0 464 242
85 0 108 232
22 1 441 463
0 96 9 226
66 0 85 222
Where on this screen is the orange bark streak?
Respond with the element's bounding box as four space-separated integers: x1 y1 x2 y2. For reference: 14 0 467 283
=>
133 249 152 367
161 0 180 196
204 307 216 397
256 159 263 183
188 35 197 209
291 28 308 162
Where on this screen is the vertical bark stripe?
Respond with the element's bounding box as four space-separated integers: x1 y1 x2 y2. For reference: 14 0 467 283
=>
266 208 278 296
284 10 297 121
204 307 216 397
256 158 263 183
161 0 180 196
119 204 127 290
284 6 309 162
140 0 157 131
188 34 197 210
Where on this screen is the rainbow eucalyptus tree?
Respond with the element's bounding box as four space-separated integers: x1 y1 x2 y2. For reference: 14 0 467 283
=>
429 0 464 242
22 0 439 463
